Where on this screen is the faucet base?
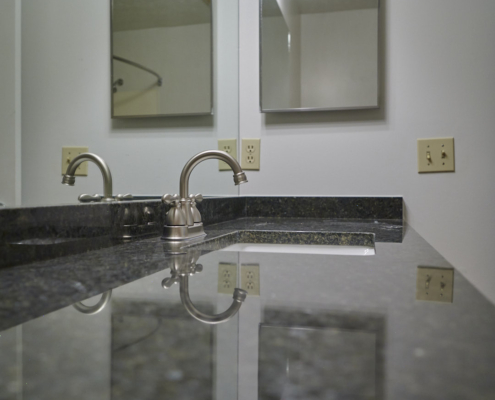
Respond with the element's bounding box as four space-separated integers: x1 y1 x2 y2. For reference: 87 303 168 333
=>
161 223 206 241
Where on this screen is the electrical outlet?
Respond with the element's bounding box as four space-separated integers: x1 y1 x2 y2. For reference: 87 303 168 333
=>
241 264 260 296
218 139 237 171
416 266 454 303
241 139 260 170
62 146 89 176
218 263 237 294
417 138 455 173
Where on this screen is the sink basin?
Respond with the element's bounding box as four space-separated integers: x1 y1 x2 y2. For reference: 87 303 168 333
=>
220 243 375 256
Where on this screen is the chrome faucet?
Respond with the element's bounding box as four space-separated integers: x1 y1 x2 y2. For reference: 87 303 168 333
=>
62 153 114 202
162 150 248 241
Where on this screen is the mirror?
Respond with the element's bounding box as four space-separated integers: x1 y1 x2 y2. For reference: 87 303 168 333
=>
0 0 239 208
260 0 380 112
111 0 213 118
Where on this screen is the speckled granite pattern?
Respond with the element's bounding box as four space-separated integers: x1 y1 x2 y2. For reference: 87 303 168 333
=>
206 217 402 243
0 215 391 331
238 230 374 246
183 230 374 252
246 197 403 219
1 224 495 399
197 196 245 225
0 197 403 268
0 197 241 269
0 200 164 268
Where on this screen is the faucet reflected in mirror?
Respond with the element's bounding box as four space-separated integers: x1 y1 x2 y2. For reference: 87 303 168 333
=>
62 152 115 203
162 150 248 241
61 152 133 203
162 251 247 324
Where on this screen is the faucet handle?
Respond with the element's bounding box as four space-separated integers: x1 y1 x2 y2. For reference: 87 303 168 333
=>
162 275 179 289
78 194 102 203
162 194 180 205
189 193 203 203
115 193 133 201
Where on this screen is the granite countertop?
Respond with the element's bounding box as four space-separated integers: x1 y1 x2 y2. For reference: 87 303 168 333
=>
1 213 494 399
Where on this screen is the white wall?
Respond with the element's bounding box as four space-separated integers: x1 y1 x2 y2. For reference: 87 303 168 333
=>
0 0 21 207
21 0 239 207
239 0 495 303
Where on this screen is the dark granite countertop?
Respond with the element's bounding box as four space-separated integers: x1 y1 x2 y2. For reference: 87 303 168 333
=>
1 215 494 399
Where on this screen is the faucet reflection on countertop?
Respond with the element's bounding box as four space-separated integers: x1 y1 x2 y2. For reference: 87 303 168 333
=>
162 250 247 325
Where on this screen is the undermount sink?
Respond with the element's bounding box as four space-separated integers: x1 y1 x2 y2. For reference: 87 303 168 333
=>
219 243 375 256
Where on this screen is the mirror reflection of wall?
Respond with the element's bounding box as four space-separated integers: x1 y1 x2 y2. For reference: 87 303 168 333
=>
112 0 213 118
10 0 239 208
261 0 380 112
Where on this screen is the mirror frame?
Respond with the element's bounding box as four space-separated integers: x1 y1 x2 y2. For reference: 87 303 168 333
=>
259 0 381 113
110 0 214 119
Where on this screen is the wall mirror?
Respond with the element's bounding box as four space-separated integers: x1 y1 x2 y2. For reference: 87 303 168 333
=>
111 0 213 118
260 0 380 112
0 0 239 209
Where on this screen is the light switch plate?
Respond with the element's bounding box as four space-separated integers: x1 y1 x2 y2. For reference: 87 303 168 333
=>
241 264 260 296
62 146 89 176
241 138 260 170
218 139 237 171
218 263 237 294
416 266 454 303
417 138 455 173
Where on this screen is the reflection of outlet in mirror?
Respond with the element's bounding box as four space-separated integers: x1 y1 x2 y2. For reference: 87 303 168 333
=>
218 139 237 171
241 264 260 296
218 263 237 294
416 266 454 303
62 146 89 176
241 138 260 170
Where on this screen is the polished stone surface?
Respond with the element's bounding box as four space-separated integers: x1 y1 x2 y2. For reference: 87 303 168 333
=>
206 217 403 243
0 217 393 331
0 197 402 268
0 200 164 268
246 196 403 219
0 221 494 399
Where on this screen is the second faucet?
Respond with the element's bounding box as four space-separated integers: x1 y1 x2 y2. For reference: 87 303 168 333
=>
162 150 248 241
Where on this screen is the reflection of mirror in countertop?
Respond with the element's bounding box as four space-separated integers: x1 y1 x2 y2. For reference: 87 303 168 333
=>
259 314 384 399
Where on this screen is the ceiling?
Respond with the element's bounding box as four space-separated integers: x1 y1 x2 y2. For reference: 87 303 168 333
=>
113 0 211 31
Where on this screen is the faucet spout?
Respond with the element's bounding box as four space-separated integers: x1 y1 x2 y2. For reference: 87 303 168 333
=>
162 150 248 241
62 153 114 202
179 150 247 199
179 274 247 324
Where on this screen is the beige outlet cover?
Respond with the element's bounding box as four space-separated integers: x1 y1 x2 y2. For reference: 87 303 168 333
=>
417 138 455 173
416 266 454 303
62 146 89 176
218 139 237 171
241 264 260 296
218 263 237 294
241 138 260 170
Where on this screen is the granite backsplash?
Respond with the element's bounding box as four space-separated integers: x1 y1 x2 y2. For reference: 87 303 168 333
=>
0 197 403 268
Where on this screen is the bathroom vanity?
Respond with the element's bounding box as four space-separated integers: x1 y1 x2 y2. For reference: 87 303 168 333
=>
0 197 494 400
